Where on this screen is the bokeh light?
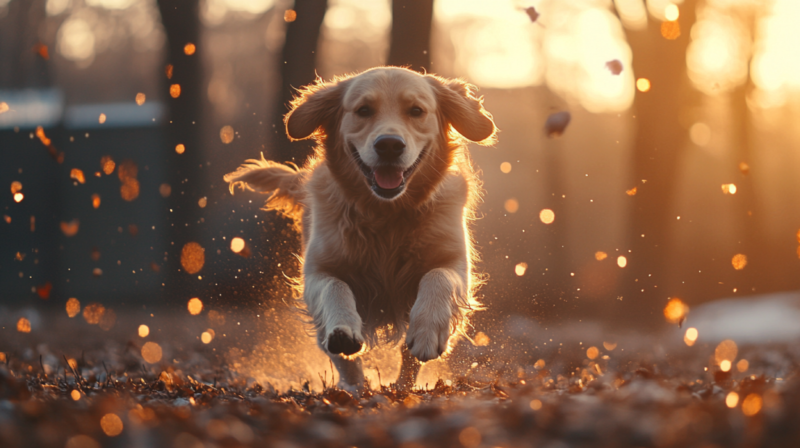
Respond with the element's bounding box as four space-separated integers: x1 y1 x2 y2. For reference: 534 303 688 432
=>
663 298 689 324
230 237 246 253
100 413 123 436
66 298 81 318
742 394 763 416
188 298 204 315
636 77 651 92
83 303 106 324
181 242 205 274
732 254 747 270
595 251 608 261
220 125 234 144
504 199 519 213
515 262 527 276
138 324 150 338
726 392 739 408
684 327 699 346
16 317 31 333
141 341 163 364
617 255 627 268
715 339 739 366
175 144 185 154
586 346 599 360
539 209 555 224
737 359 750 372
500 162 512 173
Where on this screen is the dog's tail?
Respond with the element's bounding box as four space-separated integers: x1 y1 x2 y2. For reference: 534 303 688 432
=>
224 155 308 220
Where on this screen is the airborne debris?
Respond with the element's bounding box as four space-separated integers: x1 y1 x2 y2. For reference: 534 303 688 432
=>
545 111 571 137
606 59 623 75
524 6 540 23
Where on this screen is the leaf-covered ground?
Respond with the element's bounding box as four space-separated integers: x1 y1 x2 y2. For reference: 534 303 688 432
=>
2 307 800 448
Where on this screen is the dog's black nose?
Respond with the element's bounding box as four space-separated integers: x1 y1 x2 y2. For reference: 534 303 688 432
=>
374 135 406 160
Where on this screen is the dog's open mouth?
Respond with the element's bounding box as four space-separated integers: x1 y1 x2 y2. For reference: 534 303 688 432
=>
351 145 425 199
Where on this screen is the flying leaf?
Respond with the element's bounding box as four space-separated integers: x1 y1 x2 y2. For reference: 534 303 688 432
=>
606 60 623 75
545 111 571 138
524 6 540 23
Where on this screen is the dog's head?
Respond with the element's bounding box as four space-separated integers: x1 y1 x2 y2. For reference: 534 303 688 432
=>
285 67 496 202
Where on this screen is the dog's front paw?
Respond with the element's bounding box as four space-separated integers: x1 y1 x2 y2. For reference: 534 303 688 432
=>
326 326 364 356
406 318 450 362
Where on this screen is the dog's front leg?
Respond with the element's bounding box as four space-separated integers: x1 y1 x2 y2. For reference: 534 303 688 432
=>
305 273 365 355
305 272 365 389
406 267 468 362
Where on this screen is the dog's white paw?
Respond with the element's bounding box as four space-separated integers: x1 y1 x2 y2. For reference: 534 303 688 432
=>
325 325 364 356
406 317 450 362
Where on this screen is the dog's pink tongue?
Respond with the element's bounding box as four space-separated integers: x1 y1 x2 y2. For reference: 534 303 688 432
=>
374 166 403 189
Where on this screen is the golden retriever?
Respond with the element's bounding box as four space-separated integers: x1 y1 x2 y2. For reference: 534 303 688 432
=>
224 67 496 390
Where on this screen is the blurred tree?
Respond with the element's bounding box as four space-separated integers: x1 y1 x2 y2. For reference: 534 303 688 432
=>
271 0 329 165
729 5 775 294
157 0 207 298
387 0 433 72
614 0 701 327
0 0 49 88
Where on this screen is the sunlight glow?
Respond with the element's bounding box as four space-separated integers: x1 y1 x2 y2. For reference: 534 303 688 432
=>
437 0 542 89
664 4 680 21
687 8 750 95
57 17 96 63
614 0 647 31
751 0 800 106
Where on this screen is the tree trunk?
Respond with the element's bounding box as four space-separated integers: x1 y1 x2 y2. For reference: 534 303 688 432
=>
157 0 206 297
614 1 701 328
387 0 433 72
271 0 328 165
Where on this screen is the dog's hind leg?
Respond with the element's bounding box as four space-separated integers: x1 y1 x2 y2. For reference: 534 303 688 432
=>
395 344 421 390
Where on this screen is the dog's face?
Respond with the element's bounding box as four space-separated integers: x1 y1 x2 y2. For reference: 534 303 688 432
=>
340 70 439 199
285 67 496 201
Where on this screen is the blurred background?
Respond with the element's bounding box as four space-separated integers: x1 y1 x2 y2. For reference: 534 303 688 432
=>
2 0 800 345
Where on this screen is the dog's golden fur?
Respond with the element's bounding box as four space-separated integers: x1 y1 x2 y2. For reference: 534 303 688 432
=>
225 67 496 388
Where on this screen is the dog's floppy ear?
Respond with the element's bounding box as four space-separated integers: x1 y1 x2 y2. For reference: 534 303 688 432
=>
284 79 343 141
429 77 496 144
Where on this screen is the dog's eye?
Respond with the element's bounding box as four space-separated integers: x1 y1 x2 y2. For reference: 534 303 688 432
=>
409 106 424 117
356 106 372 117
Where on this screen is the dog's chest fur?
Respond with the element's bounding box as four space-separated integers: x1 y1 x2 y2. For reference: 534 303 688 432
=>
303 164 469 341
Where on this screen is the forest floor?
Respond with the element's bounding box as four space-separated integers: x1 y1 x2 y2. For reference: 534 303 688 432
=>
2 304 800 448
